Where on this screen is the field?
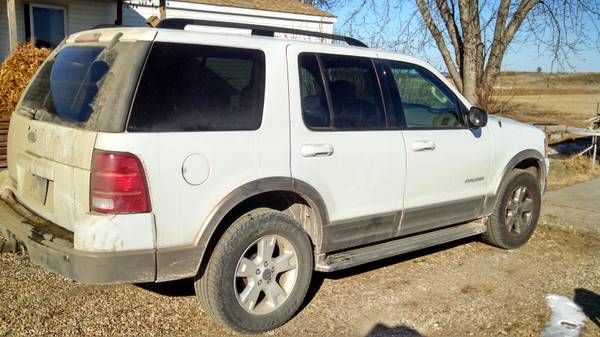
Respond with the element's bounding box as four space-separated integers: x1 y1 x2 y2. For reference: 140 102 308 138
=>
492 72 600 127
490 72 600 189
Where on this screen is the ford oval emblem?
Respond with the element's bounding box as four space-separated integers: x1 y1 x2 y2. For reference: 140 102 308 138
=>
27 131 37 143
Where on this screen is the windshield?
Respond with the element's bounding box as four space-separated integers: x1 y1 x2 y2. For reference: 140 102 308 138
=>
19 40 150 132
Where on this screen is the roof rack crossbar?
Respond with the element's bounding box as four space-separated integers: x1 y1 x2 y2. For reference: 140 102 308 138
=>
155 19 368 48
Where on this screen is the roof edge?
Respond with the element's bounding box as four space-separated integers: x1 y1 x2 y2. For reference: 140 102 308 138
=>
173 0 336 18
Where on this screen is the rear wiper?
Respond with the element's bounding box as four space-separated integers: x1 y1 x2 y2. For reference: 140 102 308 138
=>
20 106 37 118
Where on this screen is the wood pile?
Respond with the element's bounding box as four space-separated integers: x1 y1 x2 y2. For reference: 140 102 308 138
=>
0 117 8 169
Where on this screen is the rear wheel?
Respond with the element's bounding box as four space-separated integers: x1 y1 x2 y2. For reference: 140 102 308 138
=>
195 210 313 334
482 169 541 249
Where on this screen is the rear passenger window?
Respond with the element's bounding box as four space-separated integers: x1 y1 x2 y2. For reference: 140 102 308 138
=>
299 53 386 130
128 42 265 132
299 54 330 128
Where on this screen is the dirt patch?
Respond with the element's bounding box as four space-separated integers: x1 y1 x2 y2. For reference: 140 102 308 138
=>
1 216 599 337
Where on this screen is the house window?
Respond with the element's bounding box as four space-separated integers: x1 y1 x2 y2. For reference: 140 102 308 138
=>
29 4 66 48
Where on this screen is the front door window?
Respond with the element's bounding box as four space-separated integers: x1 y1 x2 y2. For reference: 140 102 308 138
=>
388 62 463 128
31 5 66 48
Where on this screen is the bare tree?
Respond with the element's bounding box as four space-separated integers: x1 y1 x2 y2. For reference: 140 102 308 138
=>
299 0 336 7
326 0 600 105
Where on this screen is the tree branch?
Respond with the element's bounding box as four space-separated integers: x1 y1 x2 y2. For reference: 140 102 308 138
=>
416 0 463 90
484 0 539 86
434 0 464 68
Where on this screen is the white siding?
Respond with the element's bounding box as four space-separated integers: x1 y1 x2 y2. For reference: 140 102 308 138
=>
0 3 9 60
1 0 117 60
0 0 24 60
2 0 336 60
65 0 117 32
123 0 336 37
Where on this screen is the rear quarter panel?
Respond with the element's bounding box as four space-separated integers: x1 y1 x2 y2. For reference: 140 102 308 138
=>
115 31 292 249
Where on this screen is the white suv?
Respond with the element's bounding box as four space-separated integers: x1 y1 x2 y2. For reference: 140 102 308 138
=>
0 20 548 333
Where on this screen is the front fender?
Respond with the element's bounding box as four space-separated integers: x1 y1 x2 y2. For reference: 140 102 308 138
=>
482 149 547 216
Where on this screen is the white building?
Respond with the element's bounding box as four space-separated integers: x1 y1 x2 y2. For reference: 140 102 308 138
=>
1 0 336 60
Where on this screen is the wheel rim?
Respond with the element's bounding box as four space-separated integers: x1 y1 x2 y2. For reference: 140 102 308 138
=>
504 185 535 235
234 235 298 315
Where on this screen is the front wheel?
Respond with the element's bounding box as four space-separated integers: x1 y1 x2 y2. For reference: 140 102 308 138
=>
194 210 313 334
482 169 542 249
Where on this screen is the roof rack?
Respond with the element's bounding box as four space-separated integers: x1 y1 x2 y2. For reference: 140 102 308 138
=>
155 18 368 48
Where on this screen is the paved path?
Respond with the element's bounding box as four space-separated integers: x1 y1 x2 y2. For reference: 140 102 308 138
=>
542 178 600 234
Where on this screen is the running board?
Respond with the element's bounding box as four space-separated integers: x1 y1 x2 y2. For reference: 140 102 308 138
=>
315 221 487 272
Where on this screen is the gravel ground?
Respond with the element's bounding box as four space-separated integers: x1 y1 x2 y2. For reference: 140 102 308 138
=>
1 216 599 337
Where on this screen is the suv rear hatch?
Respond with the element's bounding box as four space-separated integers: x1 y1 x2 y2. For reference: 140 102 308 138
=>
7 29 153 232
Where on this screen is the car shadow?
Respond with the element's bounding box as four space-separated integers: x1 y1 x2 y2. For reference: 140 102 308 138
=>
574 288 600 328
365 323 425 337
137 278 196 297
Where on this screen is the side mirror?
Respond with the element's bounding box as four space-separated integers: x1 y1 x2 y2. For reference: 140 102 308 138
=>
468 106 488 128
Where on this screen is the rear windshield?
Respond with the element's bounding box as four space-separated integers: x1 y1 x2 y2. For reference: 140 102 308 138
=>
20 40 150 132
128 42 266 132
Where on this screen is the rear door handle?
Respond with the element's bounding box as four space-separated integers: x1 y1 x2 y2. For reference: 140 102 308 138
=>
412 140 436 152
300 144 334 157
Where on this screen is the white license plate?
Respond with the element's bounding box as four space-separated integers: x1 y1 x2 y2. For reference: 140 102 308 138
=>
30 174 48 204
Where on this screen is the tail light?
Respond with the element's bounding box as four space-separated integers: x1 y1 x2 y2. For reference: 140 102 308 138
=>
90 150 151 214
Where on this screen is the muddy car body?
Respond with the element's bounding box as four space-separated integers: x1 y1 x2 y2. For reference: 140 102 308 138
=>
0 21 548 333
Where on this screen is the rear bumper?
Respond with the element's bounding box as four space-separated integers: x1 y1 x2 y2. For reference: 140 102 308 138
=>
0 197 156 284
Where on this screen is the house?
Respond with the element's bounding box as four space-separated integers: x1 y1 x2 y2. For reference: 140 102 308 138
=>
1 0 336 60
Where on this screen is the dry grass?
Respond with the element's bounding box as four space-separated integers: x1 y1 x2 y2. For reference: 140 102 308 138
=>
547 155 600 191
491 72 600 190
499 94 600 127
495 71 600 95
0 42 51 118
492 72 600 128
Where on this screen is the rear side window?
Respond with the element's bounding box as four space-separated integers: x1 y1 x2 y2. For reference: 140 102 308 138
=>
299 53 386 130
128 42 266 132
299 54 330 128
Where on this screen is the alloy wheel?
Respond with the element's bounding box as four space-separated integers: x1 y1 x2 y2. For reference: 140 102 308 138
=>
234 235 299 315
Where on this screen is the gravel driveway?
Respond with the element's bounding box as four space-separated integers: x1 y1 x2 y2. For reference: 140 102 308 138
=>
1 215 599 337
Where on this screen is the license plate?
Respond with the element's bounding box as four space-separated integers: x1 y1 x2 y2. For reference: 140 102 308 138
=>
30 174 49 204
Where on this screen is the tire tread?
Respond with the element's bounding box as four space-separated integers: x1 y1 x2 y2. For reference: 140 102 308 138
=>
195 209 312 334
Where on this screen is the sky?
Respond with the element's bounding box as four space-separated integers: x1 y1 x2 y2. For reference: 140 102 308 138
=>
328 1 600 73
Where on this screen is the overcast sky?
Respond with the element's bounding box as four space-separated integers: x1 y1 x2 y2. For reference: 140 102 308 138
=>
330 1 600 73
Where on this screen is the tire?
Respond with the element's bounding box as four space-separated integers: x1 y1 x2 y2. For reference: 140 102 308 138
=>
195 210 313 334
481 169 542 249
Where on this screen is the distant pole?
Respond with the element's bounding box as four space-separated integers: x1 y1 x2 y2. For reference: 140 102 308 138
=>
593 136 597 169
7 0 17 52
159 0 166 20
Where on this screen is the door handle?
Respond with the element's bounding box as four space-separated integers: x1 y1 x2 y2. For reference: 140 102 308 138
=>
300 144 334 157
412 140 436 152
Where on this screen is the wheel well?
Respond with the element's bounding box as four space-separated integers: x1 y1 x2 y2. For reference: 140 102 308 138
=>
514 158 541 180
197 191 320 278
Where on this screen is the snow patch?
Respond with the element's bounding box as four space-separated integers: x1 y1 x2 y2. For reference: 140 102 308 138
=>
542 294 586 337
